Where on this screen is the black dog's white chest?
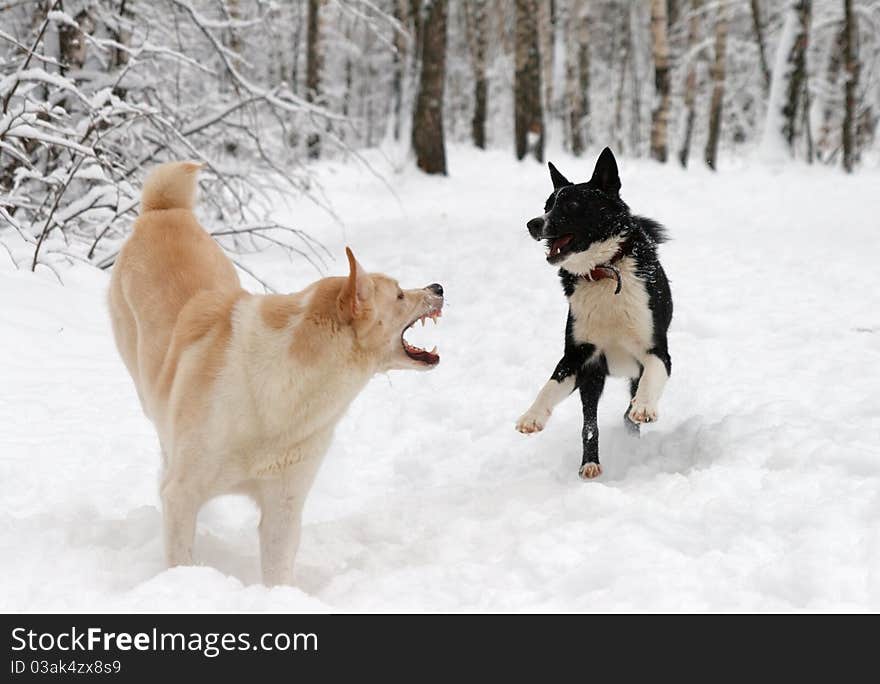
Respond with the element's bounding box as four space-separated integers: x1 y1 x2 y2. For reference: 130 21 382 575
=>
567 261 655 377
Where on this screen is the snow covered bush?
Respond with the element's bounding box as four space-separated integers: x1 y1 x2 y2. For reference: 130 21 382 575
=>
0 0 335 282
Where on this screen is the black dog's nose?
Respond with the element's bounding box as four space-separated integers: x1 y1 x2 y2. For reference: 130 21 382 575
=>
527 217 545 237
427 283 443 297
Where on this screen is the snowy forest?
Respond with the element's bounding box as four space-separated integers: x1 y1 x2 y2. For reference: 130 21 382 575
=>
0 0 876 276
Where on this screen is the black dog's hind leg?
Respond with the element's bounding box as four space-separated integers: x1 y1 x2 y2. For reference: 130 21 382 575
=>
623 376 641 436
577 357 607 479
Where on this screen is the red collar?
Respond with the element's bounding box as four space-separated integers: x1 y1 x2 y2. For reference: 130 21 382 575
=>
582 239 630 294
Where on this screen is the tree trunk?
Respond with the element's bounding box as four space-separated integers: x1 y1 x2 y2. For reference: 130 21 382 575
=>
411 0 425 66
494 0 514 54
629 3 642 154
782 1 811 149
668 0 679 29
109 0 132 71
342 21 354 119
704 6 727 170
760 1 810 161
225 0 242 62
514 0 544 161
816 27 844 161
567 0 590 156
842 0 858 173
802 80 813 163
538 0 554 124
749 0 771 93
412 0 448 175
305 0 323 159
290 0 303 95
612 4 630 154
391 0 408 140
58 9 93 74
677 0 701 168
465 0 489 149
649 0 671 162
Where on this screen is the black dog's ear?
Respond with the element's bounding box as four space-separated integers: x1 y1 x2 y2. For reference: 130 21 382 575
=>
548 162 572 190
589 147 621 196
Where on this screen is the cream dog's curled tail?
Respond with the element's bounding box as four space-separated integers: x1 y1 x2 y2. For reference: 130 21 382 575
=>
140 160 205 213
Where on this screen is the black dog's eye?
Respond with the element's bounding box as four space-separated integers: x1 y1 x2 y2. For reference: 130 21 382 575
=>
568 200 580 212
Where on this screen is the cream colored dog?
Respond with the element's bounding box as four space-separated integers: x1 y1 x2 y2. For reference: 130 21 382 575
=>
109 161 444 585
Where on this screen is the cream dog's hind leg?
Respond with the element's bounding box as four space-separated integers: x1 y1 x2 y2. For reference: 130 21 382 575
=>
160 470 204 568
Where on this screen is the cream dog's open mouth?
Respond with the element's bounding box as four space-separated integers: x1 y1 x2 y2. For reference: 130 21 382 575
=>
401 307 442 365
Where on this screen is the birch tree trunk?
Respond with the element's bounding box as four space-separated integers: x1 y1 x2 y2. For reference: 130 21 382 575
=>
390 0 408 141
514 0 544 161
567 0 591 156
668 0 679 28
815 28 844 161
290 1 303 95
305 0 323 159
760 1 810 161
612 4 630 154
649 0 671 162
629 3 643 154
677 0 701 168
749 0 771 93
412 0 448 175
704 6 727 170
538 0 554 122
782 1 811 149
465 0 489 149
842 0 859 173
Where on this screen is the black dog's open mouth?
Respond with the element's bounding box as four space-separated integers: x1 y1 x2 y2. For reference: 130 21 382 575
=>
546 234 575 263
401 308 442 365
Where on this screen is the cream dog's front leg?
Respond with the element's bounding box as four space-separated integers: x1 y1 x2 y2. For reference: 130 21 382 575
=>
258 492 302 586
257 456 323 586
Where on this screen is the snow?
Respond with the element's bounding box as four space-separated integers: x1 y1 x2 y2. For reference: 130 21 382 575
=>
3 123 94 156
2 145 880 612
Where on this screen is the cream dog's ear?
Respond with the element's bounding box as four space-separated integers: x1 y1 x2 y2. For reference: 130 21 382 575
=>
341 246 370 319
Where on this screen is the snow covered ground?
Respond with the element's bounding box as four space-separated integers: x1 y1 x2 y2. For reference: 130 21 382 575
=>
2 146 880 612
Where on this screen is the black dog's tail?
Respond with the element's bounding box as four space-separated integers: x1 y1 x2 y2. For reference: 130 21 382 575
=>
635 216 669 244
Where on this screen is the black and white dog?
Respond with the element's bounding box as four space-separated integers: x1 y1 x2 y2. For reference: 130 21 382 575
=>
516 148 673 479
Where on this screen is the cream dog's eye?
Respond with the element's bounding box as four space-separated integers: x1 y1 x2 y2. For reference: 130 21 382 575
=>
397 291 404 300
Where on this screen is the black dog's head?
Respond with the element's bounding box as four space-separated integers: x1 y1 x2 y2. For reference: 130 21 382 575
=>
527 147 629 268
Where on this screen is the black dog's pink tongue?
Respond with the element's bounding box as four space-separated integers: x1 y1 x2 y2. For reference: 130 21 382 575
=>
549 235 574 257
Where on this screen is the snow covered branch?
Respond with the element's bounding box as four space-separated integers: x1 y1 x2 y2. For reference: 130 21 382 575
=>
0 0 345 276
